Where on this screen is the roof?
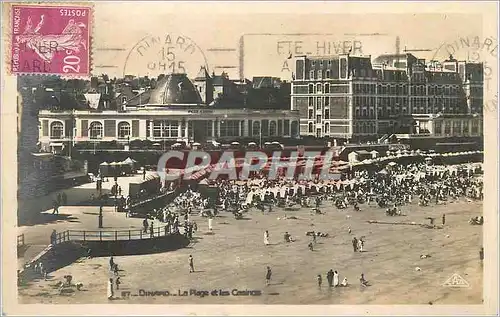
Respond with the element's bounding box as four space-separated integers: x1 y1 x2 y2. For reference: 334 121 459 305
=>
194 67 210 81
372 53 417 65
355 150 372 155
148 74 203 105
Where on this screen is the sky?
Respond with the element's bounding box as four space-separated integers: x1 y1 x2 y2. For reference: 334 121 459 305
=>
89 2 495 82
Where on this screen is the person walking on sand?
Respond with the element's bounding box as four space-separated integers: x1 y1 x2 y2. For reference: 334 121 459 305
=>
326 269 334 287
442 213 446 225
352 237 358 252
208 217 213 232
189 255 195 273
264 230 270 245
107 278 114 300
266 266 272 286
109 256 114 272
317 274 322 287
333 270 339 287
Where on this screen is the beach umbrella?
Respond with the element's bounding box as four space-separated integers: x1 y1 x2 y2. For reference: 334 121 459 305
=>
231 141 240 145
271 141 280 144
264 142 271 145
123 157 134 164
387 162 397 166
192 142 201 146
100 161 109 165
248 142 257 146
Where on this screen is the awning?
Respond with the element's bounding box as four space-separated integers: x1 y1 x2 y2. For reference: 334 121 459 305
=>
49 142 64 147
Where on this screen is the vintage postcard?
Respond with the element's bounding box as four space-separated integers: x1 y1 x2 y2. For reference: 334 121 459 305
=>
1 1 498 315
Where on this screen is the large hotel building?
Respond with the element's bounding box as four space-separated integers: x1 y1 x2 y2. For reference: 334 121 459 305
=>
35 52 484 153
291 53 483 144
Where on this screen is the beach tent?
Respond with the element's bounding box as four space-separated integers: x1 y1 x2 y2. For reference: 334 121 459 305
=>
99 162 110 176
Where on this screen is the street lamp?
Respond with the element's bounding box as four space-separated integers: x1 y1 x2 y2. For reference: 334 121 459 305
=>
98 203 103 228
259 122 263 149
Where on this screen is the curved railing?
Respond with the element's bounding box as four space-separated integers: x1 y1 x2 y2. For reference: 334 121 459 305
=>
52 227 174 244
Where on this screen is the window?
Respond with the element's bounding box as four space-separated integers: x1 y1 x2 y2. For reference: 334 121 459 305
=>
325 97 330 107
89 122 103 139
310 71 315 80
463 121 469 134
118 122 131 139
291 121 299 137
309 97 314 107
308 122 314 133
316 83 322 93
316 97 322 109
316 115 321 123
269 121 277 136
471 120 479 134
308 84 314 94
444 121 451 134
308 109 314 119
452 121 460 135
324 84 330 93
324 109 330 119
153 120 179 138
220 120 240 137
324 122 330 134
252 121 261 136
284 120 290 136
317 70 322 80
50 121 64 139
326 70 331 79
435 121 442 135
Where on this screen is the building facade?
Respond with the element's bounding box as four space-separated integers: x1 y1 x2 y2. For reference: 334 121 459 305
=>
291 53 483 142
38 72 300 153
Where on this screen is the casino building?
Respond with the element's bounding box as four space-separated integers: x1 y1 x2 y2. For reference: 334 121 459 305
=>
291 53 484 148
37 68 300 153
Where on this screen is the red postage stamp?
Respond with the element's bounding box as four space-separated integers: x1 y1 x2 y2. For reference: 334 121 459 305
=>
10 4 92 76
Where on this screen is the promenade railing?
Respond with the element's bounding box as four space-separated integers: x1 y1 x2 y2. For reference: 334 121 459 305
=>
52 227 174 244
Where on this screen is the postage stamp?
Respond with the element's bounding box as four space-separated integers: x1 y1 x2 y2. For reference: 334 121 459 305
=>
1 2 498 316
10 4 92 76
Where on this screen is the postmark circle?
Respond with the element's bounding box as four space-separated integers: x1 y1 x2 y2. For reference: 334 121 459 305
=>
431 35 497 113
122 33 210 79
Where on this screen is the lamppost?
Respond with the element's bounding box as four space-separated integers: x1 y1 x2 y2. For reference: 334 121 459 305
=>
98 203 103 228
259 122 263 149
114 186 118 213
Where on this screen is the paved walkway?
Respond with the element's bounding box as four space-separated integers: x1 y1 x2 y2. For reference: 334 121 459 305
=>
17 206 148 269
18 171 158 224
